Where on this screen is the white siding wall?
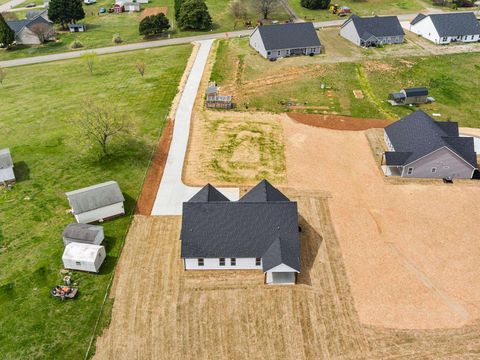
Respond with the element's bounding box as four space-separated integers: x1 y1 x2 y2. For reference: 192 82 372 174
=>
410 17 440 44
340 20 361 45
62 247 106 273
384 131 394 151
74 202 125 224
0 167 15 183
249 28 268 58
184 257 262 270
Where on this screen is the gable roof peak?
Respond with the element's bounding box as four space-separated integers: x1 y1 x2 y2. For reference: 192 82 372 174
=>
240 179 290 203
188 183 230 203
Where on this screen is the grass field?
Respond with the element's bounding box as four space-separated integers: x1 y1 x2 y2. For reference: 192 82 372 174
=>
0 0 288 61
210 37 480 126
0 44 191 359
12 0 44 8
288 0 432 21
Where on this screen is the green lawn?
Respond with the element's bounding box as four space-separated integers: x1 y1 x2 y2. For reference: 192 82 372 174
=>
289 0 432 21
0 44 191 359
12 0 44 9
211 38 480 126
0 0 288 61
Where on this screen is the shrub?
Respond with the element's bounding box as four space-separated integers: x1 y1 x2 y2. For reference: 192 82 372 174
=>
112 33 122 44
177 0 212 31
300 0 331 10
70 39 84 49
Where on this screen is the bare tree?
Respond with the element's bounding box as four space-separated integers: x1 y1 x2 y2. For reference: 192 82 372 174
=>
81 52 97 75
250 0 280 20
135 60 146 77
29 22 54 43
231 0 248 19
75 99 127 156
0 67 5 86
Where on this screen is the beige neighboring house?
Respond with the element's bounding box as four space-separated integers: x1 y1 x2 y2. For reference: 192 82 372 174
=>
6 13 55 45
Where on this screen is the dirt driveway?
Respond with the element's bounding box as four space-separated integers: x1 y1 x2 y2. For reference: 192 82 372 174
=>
282 116 480 329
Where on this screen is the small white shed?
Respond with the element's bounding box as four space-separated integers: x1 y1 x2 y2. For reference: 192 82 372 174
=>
0 148 15 185
65 181 125 223
62 223 104 246
62 243 106 273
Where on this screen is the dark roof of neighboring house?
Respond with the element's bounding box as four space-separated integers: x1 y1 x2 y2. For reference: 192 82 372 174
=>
410 13 427 26
343 15 405 40
412 12 480 36
403 87 428 97
68 23 85 28
384 110 477 167
255 22 321 50
180 180 300 273
206 85 218 95
0 148 13 169
65 181 125 214
6 15 52 35
63 223 103 243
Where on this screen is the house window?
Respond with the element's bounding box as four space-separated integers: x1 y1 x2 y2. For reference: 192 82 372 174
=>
198 258 204 266
267 51 271 55
442 37 447 42
219 258 225 266
407 167 414 175
231 258 236 266
278 51 281 56
431 167 437 173
75 261 81 266
255 258 261 266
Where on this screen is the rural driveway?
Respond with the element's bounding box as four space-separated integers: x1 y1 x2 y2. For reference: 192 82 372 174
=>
151 40 239 215
0 0 28 12
0 13 426 68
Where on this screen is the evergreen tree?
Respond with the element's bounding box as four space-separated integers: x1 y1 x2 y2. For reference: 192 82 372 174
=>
300 0 330 10
174 0 183 20
177 0 212 31
139 13 170 37
48 0 85 29
0 13 15 48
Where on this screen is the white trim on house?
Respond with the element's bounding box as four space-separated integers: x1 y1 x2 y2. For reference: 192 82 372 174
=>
184 257 263 270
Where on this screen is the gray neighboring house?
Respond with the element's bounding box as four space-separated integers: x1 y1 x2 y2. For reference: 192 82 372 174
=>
6 13 55 45
383 110 477 179
340 15 405 47
62 223 105 246
410 12 480 44
66 181 125 224
388 87 429 105
181 180 301 285
249 22 321 59
0 148 15 185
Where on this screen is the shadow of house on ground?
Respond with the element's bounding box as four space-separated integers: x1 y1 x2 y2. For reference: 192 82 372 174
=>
297 214 322 286
13 161 30 183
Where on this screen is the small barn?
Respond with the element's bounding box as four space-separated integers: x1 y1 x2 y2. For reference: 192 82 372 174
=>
388 87 428 105
62 223 104 246
0 148 15 185
124 2 140 11
206 95 233 109
68 23 86 32
62 243 106 273
112 3 124 13
65 181 125 223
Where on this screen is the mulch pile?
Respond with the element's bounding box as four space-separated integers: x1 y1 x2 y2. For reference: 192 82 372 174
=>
287 113 393 131
135 120 173 215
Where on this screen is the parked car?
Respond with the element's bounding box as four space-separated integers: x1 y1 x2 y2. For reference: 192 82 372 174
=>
25 2 36 7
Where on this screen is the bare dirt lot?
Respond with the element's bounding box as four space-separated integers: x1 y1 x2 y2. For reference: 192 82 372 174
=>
282 116 480 330
288 113 393 131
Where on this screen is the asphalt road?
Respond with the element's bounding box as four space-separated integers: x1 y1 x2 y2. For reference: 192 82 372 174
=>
0 13 422 68
0 0 30 12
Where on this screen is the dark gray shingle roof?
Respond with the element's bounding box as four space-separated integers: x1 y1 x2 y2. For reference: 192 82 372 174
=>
188 183 230 202
181 181 300 272
6 15 52 34
414 12 480 37
255 22 321 50
404 87 428 97
410 13 426 26
66 181 125 214
63 223 103 243
344 15 405 40
385 110 477 167
239 179 290 202
0 148 13 169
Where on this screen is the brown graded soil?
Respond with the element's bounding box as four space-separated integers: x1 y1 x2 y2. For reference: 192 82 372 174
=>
288 113 393 131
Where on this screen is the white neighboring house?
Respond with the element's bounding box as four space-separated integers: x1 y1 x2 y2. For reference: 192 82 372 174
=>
65 181 125 224
116 0 140 12
62 243 106 273
181 180 301 285
62 223 104 246
249 22 321 60
410 12 480 44
0 148 15 185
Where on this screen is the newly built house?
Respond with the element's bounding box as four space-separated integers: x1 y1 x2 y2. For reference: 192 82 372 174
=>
340 15 405 47
180 180 300 285
410 12 480 44
249 22 321 59
383 110 477 179
65 181 125 223
62 223 104 246
62 243 106 273
0 148 15 185
6 13 54 45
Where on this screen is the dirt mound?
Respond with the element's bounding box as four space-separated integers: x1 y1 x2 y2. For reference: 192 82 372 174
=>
140 6 168 20
288 113 393 131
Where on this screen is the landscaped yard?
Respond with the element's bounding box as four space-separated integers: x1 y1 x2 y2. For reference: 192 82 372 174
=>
210 36 480 126
288 0 433 21
0 0 288 61
0 43 191 359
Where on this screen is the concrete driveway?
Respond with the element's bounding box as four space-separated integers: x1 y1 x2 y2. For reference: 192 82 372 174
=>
151 40 239 215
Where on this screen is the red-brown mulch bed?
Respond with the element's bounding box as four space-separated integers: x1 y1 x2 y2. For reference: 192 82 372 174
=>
135 120 173 215
287 113 393 131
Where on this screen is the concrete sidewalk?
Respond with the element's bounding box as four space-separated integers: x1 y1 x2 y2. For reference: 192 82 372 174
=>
151 40 239 215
